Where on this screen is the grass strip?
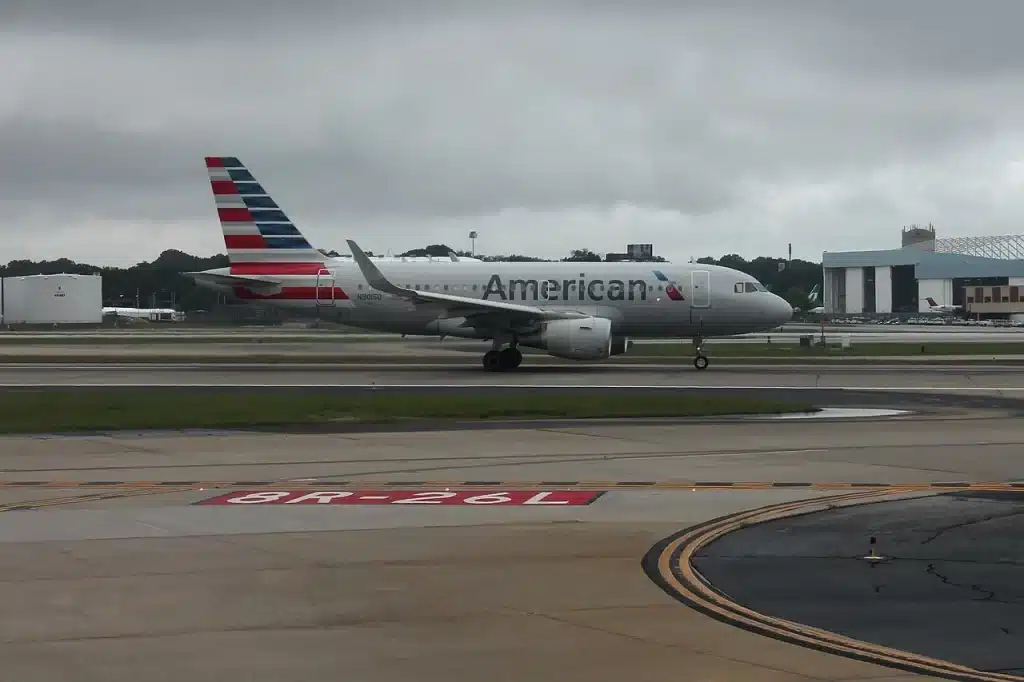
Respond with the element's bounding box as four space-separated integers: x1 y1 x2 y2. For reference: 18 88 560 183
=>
0 335 398 345
0 392 815 433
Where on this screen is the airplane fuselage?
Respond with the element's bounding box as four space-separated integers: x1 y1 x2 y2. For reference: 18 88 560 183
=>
195 260 791 340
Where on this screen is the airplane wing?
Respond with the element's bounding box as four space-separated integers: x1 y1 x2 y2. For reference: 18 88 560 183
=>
345 240 587 324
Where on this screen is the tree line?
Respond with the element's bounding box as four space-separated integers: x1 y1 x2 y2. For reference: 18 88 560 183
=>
0 245 823 313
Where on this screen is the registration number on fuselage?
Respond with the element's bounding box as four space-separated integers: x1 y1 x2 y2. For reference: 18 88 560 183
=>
357 293 383 301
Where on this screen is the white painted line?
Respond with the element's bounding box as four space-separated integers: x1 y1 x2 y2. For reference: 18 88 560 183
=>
0 383 1022 392
0 363 1022 370
614 448 830 461
752 408 911 420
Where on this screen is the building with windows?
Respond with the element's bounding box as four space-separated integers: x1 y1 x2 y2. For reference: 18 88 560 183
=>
821 231 1024 318
606 243 661 262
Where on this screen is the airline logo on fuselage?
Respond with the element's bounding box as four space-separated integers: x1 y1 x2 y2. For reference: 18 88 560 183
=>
482 273 653 302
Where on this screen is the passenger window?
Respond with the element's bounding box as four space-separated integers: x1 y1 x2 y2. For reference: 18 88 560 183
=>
443 284 449 291
734 282 745 293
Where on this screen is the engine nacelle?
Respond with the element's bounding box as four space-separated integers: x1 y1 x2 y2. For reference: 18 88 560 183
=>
519 316 614 360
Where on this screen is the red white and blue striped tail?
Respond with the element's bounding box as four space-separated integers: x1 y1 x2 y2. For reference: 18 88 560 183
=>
205 156 328 277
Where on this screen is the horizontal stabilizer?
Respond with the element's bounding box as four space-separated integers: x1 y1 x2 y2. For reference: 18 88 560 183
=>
185 271 283 293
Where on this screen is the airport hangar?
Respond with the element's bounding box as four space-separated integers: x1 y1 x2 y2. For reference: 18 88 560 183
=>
821 229 1024 319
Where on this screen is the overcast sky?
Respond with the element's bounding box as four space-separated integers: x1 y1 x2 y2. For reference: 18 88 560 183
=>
3 0 1024 267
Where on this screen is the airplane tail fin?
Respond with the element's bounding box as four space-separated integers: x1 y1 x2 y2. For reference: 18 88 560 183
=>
204 156 328 276
926 297 938 307
808 284 820 304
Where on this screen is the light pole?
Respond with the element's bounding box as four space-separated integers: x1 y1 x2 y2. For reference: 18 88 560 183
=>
469 231 477 256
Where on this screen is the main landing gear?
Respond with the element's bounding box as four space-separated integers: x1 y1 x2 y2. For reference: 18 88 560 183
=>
482 343 523 372
692 336 709 370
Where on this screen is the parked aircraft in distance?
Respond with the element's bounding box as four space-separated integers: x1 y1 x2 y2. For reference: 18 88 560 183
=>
189 156 792 371
102 307 186 322
793 284 823 315
924 296 963 313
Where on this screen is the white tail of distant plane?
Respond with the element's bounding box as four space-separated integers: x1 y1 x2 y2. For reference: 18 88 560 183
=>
793 284 824 314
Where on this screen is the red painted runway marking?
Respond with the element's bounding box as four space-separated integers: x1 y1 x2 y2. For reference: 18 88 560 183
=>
195 490 604 506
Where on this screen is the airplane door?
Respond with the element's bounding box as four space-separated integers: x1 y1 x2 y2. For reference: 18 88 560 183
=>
691 270 711 308
315 269 336 307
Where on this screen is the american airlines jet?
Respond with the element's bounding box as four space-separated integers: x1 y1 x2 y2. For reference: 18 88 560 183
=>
189 156 792 371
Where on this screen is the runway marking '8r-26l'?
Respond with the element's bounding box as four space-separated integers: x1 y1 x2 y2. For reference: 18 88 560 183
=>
195 490 604 506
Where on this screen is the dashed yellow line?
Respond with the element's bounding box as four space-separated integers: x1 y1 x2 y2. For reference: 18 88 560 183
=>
0 486 198 512
0 480 1021 492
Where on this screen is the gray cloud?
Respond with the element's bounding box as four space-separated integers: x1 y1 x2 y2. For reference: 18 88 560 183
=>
3 1 1024 264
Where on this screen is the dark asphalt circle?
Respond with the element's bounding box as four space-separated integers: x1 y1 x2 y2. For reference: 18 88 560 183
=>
692 491 1024 675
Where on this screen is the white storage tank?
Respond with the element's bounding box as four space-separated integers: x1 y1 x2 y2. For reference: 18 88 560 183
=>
2 274 103 324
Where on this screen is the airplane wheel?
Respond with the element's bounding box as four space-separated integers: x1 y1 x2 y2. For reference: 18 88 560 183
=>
693 355 709 370
500 348 522 370
483 350 502 372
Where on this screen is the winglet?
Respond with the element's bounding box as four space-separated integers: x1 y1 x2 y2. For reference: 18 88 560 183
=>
346 240 409 297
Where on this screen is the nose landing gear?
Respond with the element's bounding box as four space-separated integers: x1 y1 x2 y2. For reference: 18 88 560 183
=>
692 336 709 370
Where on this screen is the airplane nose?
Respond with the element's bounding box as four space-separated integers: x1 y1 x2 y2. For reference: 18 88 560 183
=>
768 293 793 327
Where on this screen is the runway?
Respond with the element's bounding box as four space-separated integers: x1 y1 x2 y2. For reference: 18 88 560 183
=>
2 365 1024 396
2 366 1018 679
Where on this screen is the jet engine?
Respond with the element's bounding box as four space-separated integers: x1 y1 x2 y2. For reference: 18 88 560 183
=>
519 316 616 360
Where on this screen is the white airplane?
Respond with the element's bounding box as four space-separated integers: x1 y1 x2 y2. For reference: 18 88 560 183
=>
189 156 792 371
102 307 185 322
924 296 963 313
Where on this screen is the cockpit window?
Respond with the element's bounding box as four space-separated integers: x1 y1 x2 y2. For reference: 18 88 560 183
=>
736 281 769 293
